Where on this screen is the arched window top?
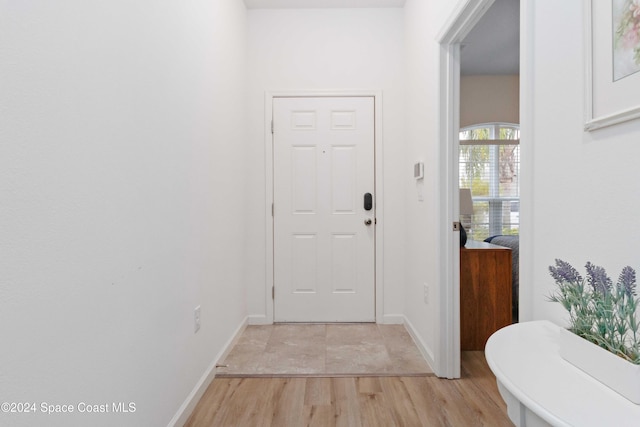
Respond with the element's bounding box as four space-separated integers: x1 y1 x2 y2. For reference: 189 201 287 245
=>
460 122 520 143
458 122 520 240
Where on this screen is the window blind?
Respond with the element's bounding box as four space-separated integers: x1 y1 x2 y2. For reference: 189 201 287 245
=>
459 124 520 242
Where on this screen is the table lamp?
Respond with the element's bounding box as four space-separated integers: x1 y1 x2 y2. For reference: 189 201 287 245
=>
459 188 474 246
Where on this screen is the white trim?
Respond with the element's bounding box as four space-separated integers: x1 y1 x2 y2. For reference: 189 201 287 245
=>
403 315 436 373
381 314 405 325
585 108 640 131
437 0 496 379
583 0 595 129
264 90 385 323
264 91 274 324
167 317 248 427
437 0 495 44
247 314 270 325
460 139 520 145
583 0 640 131
518 0 534 322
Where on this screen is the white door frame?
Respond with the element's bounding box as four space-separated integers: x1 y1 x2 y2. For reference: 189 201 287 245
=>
436 0 496 379
264 90 384 324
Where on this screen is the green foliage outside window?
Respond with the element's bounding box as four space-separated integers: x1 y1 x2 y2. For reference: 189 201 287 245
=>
459 123 520 241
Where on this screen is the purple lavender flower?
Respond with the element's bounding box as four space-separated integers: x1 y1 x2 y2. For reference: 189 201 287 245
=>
585 262 612 294
618 266 637 297
549 259 583 284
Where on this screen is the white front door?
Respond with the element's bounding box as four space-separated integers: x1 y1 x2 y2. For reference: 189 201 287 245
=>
273 96 375 322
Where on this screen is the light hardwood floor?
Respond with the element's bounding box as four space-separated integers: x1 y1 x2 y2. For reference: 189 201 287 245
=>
184 352 513 427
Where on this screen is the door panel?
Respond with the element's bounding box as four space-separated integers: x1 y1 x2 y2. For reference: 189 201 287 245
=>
273 96 375 322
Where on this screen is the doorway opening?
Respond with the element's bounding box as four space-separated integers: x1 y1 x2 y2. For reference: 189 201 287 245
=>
438 0 521 378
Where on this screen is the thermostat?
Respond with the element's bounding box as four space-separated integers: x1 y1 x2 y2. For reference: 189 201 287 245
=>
414 162 424 180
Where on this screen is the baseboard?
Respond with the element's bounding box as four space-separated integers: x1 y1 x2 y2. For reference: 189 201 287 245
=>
402 315 436 373
247 314 272 325
381 314 405 324
167 317 248 427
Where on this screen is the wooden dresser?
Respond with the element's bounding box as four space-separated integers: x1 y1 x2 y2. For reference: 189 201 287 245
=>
460 240 512 350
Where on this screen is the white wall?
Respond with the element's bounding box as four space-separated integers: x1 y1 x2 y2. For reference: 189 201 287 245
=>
0 1 247 426
402 0 640 376
244 8 406 323
522 0 640 323
402 0 463 374
461 75 520 127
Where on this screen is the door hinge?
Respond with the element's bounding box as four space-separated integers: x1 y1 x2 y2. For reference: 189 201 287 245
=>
272 286 275 300
271 203 274 217
453 221 461 231
271 120 274 134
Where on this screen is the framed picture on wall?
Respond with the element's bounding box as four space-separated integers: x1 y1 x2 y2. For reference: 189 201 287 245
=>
585 0 640 131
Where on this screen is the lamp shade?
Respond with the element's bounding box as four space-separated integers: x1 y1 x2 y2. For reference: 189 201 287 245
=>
460 188 474 216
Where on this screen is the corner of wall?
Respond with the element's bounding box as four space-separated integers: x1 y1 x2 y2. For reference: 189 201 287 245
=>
402 315 437 373
168 317 248 427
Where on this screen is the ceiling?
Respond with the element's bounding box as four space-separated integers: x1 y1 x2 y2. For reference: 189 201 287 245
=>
461 0 520 75
244 0 405 8
243 0 519 75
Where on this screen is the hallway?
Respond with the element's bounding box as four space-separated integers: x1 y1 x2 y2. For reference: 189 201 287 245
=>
184 324 511 426
185 352 511 426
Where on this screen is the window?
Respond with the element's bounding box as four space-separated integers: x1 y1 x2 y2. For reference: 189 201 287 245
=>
459 123 520 242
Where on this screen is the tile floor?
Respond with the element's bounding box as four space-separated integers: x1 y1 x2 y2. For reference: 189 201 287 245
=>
216 323 433 377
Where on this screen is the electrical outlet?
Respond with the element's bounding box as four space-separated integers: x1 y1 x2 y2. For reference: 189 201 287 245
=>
423 283 429 304
194 306 201 333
